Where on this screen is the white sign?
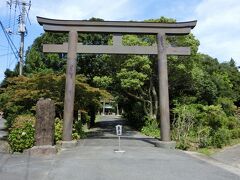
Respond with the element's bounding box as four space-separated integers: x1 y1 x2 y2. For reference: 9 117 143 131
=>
114 124 125 153
116 125 122 136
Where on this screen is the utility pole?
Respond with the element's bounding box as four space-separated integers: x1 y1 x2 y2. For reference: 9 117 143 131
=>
18 0 26 76
6 0 31 76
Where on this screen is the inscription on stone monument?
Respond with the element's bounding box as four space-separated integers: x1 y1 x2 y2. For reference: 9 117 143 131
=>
35 98 55 146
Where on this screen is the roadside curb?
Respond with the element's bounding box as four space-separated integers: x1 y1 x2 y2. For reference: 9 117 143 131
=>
183 151 240 177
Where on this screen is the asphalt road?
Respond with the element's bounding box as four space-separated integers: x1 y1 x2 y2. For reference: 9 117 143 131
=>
0 118 7 139
212 144 240 168
0 116 240 180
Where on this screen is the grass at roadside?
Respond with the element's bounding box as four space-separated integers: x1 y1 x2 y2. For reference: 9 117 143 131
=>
197 148 219 156
95 115 101 123
197 138 240 156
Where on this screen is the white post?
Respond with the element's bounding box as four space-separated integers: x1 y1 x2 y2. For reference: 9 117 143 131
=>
102 100 105 115
118 136 121 151
115 125 125 153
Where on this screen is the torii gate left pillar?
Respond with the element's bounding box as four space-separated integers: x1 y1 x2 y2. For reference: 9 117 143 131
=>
63 31 78 141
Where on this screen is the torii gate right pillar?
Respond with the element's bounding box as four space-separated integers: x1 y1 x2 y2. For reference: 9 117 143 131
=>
156 33 176 148
157 33 171 142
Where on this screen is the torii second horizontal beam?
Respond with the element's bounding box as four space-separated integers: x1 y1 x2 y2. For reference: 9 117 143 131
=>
43 43 191 55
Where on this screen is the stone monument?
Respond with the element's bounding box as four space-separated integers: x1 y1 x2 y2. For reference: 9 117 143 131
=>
25 98 57 156
35 98 55 145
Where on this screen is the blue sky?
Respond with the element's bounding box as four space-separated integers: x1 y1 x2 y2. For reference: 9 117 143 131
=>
0 0 240 82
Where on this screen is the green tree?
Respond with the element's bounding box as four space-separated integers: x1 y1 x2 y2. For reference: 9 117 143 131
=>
0 72 108 128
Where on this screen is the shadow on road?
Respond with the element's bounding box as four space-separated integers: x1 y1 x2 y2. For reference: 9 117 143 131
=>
83 115 157 147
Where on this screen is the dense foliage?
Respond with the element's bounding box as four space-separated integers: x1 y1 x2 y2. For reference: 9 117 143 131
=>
8 115 84 152
54 117 84 143
8 114 35 152
172 103 240 149
0 72 108 128
1 16 240 151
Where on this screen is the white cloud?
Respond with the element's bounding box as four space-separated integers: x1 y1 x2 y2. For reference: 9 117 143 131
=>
0 1 9 17
29 0 137 23
0 1 6 7
193 0 240 65
0 0 139 23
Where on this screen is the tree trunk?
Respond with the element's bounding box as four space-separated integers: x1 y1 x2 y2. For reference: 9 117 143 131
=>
149 80 154 118
143 101 148 116
152 84 158 119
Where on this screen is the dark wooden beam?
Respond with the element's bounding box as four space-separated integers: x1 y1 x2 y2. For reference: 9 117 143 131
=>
37 16 196 35
42 24 192 35
37 16 197 29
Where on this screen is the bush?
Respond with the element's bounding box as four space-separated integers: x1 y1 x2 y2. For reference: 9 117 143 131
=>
81 111 90 129
123 101 146 130
170 103 240 150
230 128 240 139
54 118 83 142
72 132 80 140
54 118 63 142
8 114 35 152
211 128 231 148
197 126 212 148
172 104 199 150
216 97 237 116
200 105 228 130
8 115 84 152
73 119 85 138
141 116 160 138
225 116 240 130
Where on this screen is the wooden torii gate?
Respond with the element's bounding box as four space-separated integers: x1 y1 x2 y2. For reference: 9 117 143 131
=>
37 17 197 148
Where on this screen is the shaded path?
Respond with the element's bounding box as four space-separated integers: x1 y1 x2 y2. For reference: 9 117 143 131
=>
80 115 158 147
0 117 9 153
0 118 7 140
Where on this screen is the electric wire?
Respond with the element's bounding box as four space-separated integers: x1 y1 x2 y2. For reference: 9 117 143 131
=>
1 0 31 73
0 21 19 60
26 1 31 25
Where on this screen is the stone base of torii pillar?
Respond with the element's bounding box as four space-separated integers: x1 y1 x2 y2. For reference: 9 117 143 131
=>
60 140 78 149
155 140 176 149
24 145 57 156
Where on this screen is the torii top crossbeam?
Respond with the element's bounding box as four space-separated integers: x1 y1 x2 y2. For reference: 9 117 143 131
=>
37 16 196 35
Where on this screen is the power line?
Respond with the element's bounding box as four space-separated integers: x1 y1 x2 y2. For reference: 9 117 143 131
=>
0 21 19 60
5 0 31 75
